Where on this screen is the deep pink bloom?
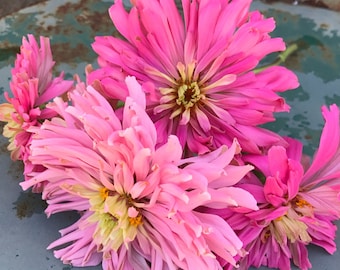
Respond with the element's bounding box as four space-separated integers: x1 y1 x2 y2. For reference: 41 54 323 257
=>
22 77 258 269
0 34 73 161
221 104 340 270
89 0 299 155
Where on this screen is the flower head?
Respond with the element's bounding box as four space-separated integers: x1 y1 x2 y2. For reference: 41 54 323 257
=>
22 76 258 269
0 34 73 161
222 104 340 270
89 0 299 154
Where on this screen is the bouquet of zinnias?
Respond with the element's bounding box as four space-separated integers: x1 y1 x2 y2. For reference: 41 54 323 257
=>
1 1 340 270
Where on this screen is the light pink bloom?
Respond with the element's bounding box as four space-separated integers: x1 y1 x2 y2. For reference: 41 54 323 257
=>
22 77 258 269
89 0 299 155
222 104 340 270
0 34 73 161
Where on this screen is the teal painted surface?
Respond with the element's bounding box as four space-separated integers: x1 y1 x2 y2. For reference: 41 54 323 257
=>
0 0 114 98
0 1 113 269
257 5 340 156
252 2 340 269
0 1 340 269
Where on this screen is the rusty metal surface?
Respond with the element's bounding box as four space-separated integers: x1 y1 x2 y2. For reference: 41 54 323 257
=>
0 0 340 269
0 0 114 84
262 0 340 11
0 1 113 269
0 0 46 18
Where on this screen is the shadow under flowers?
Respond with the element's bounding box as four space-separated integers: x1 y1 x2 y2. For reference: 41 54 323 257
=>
13 191 47 219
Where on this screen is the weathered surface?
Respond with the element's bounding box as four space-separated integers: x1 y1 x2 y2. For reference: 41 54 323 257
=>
0 1 339 270
0 0 46 18
263 0 340 11
319 0 340 10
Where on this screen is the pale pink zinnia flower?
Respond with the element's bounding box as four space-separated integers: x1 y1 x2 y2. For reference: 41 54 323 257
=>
0 34 73 161
22 76 258 269
222 104 340 270
89 0 299 155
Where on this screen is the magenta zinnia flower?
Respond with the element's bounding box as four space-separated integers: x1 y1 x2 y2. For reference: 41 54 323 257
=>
222 104 340 270
22 76 258 269
0 34 73 161
89 0 299 154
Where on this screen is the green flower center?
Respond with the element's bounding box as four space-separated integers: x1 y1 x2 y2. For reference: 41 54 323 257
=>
176 81 203 109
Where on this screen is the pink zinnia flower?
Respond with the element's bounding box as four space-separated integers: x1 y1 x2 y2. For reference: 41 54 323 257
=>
0 34 73 161
22 76 258 269
89 0 299 154
222 104 340 270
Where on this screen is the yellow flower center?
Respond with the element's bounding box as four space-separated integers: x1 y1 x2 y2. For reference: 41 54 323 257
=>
89 189 143 251
64 182 143 252
176 81 203 109
272 214 311 244
154 61 236 126
155 62 206 122
263 202 313 246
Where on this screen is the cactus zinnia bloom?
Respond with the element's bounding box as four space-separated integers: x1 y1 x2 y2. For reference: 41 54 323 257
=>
89 0 299 155
0 34 73 161
22 77 258 269
223 105 340 270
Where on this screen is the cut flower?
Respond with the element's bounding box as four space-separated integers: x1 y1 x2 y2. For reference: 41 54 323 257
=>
0 34 73 161
89 0 299 154
22 76 258 269
223 104 340 270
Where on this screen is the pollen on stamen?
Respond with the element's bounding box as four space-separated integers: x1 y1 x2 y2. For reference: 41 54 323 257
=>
128 214 143 226
175 81 204 111
275 216 283 221
100 187 110 200
294 197 313 208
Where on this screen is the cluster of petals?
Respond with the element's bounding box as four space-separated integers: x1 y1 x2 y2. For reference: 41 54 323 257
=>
0 34 73 162
22 76 258 269
2 1 339 270
88 0 299 155
222 104 340 270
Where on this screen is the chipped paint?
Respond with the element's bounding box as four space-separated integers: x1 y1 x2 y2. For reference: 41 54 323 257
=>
0 0 113 74
254 1 340 36
251 1 340 156
0 1 340 269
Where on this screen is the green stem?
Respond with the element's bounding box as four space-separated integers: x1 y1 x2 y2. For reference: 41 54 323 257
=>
254 43 298 73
